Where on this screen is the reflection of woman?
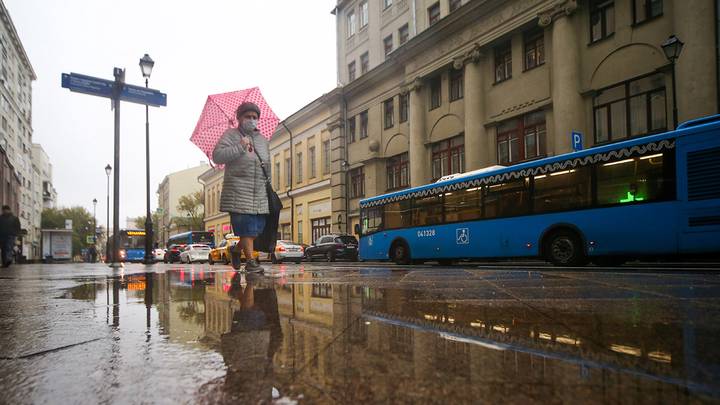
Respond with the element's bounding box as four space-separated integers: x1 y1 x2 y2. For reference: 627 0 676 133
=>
220 273 281 402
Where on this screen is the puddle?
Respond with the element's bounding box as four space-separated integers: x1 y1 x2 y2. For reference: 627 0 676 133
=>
10 268 719 403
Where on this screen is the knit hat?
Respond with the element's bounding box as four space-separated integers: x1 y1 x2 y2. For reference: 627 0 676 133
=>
236 102 261 119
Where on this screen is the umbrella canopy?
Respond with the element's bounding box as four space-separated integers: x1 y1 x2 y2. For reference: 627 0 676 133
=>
190 87 279 164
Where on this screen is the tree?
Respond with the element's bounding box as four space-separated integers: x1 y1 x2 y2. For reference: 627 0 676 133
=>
176 191 204 231
41 206 96 256
134 212 161 242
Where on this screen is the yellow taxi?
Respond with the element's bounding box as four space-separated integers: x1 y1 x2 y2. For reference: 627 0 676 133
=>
208 235 259 265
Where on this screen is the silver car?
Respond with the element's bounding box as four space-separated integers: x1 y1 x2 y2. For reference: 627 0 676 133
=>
271 240 304 264
179 244 211 264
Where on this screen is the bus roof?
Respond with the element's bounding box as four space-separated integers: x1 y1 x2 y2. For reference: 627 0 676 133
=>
360 114 720 208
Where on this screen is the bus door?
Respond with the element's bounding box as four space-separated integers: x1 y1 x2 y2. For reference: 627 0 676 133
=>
676 129 720 253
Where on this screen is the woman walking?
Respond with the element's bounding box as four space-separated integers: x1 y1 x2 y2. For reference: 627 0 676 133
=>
212 102 270 273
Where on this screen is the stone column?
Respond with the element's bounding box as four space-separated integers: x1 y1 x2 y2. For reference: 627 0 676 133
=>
408 79 428 187
327 118 347 233
542 1 585 154
674 0 718 122
459 45 489 170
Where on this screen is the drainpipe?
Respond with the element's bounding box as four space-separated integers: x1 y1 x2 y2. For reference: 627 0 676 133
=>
281 121 295 241
342 94 350 234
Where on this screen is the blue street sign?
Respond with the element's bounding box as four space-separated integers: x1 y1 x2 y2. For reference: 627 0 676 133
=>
61 72 167 107
572 131 583 152
121 83 167 107
61 73 114 98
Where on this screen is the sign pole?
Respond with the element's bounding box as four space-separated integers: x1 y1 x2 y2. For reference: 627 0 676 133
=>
111 68 124 268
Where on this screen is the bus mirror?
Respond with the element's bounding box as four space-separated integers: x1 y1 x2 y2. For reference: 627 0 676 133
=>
354 224 361 235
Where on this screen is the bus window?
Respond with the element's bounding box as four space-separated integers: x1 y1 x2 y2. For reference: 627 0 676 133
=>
412 195 443 226
533 166 592 213
444 187 482 222
484 179 530 219
361 207 383 235
596 153 672 205
384 200 413 229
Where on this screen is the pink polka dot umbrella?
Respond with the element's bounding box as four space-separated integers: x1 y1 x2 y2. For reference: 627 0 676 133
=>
190 87 279 166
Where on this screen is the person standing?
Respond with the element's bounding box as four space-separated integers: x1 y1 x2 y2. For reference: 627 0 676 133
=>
212 102 270 273
0 205 21 268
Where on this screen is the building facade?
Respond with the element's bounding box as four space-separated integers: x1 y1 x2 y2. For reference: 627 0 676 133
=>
0 144 19 215
0 1 38 259
271 91 337 246
156 163 209 246
32 144 56 209
329 0 718 233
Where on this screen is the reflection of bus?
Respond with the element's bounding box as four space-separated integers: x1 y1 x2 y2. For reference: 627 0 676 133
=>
167 231 215 248
107 229 146 262
358 115 720 266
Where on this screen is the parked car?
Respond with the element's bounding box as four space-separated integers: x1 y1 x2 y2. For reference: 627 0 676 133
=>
153 248 166 262
179 244 211 264
163 244 184 263
304 234 358 262
271 240 304 264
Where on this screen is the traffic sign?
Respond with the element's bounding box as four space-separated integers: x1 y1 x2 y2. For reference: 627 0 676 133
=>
572 131 583 152
61 72 167 107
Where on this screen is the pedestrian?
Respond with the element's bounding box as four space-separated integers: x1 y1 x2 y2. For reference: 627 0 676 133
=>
88 244 98 263
0 205 21 268
212 102 270 273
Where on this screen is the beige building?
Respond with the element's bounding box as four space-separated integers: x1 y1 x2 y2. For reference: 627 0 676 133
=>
156 163 209 246
198 167 232 246
271 91 338 246
328 0 718 233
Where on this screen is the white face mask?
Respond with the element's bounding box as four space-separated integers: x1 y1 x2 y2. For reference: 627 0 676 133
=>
241 119 258 133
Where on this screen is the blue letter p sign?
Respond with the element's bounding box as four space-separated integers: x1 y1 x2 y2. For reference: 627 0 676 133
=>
572 131 583 152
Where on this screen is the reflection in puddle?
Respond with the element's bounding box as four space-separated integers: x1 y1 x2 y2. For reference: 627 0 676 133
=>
61 269 719 403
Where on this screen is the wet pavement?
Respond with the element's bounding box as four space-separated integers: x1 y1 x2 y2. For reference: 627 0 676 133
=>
1 262 719 404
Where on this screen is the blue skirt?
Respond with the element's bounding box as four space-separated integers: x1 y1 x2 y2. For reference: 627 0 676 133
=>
230 213 267 237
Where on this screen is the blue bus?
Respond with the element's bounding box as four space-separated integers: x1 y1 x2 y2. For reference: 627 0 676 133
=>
107 229 146 263
167 231 215 249
357 115 720 266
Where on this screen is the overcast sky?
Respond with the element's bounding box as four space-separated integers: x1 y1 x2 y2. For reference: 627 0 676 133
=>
6 0 338 228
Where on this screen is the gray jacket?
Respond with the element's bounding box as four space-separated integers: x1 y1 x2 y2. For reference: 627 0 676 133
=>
212 128 271 215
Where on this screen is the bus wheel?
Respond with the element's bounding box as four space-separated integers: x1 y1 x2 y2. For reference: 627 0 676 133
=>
544 230 587 267
208 256 214 265
390 241 411 265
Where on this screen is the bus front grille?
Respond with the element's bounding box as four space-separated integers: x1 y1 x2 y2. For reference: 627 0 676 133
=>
687 146 720 201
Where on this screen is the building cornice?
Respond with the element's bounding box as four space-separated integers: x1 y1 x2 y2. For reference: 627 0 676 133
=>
286 179 331 199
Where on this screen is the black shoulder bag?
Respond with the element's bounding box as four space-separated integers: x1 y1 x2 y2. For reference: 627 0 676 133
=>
252 139 283 253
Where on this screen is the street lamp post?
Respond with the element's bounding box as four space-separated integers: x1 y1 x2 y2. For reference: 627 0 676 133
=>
139 53 155 264
661 35 684 129
105 164 111 262
92 197 97 240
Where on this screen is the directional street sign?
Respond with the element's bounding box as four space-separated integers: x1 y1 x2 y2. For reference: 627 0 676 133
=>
61 72 113 98
61 72 167 107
